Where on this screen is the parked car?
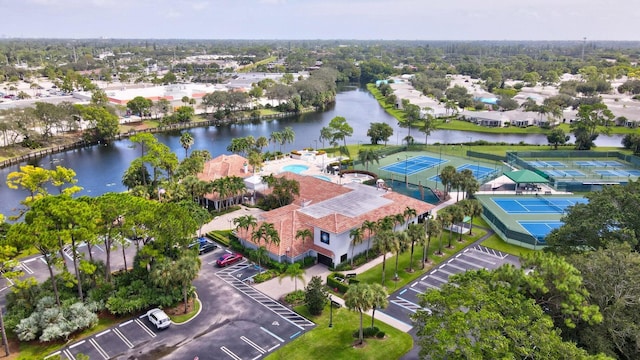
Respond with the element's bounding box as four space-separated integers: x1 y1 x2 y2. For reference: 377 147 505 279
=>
189 239 218 255
146 308 171 330
216 253 243 267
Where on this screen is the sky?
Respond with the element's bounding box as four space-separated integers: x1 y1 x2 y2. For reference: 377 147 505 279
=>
1 0 639 41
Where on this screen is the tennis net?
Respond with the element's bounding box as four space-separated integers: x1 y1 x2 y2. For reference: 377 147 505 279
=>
540 196 565 214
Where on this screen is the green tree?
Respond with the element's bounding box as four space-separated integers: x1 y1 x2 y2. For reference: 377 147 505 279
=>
78 105 119 142
400 100 420 140
361 220 377 260
571 103 614 150
374 229 397 285
417 113 437 145
393 230 408 280
369 283 388 328
305 275 328 316
179 131 194 157
406 223 425 273
126 96 152 118
547 128 570 150
357 148 380 171
366 122 393 145
344 283 375 345
439 165 457 199
279 263 305 291
152 252 201 314
423 217 441 268
413 267 608 360
349 227 364 268
326 116 353 148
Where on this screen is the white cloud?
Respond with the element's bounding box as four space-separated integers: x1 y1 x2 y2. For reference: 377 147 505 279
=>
191 1 210 10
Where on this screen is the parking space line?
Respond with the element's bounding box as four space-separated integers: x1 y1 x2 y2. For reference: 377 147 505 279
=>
464 252 496 265
221 346 242 360
428 273 449 283
134 319 157 337
268 343 280 352
251 355 263 360
44 351 62 359
69 340 86 349
64 349 76 360
289 331 301 339
419 280 440 289
20 262 34 274
446 262 467 272
113 328 134 348
437 268 457 276
95 329 111 337
120 319 134 327
89 338 109 359
241 336 266 354
260 326 284 342
455 257 485 269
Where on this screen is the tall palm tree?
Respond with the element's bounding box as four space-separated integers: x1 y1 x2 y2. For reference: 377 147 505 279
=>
436 210 452 255
179 132 194 157
393 213 405 231
393 231 408 280
418 113 437 145
234 214 257 240
295 228 313 257
281 126 295 152
450 205 466 243
369 283 389 328
349 227 364 268
406 223 425 273
255 246 269 270
403 206 417 229
374 229 397 285
439 165 457 198
358 149 380 171
270 131 282 154
174 253 201 314
344 283 375 345
460 199 483 236
278 262 305 291
423 218 441 268
361 220 377 260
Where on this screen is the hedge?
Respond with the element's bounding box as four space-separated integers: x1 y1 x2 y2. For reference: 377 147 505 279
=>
327 272 350 293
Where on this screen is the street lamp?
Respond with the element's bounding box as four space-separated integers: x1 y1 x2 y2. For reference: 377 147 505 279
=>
329 295 333 328
405 155 410 187
422 212 431 270
228 218 233 230
466 136 472 159
313 139 318 150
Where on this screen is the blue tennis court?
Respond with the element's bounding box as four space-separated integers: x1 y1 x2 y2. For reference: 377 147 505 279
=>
575 160 623 167
595 170 623 177
621 169 640 176
430 163 497 182
519 221 564 242
545 169 585 178
493 197 588 214
527 160 566 168
380 155 447 176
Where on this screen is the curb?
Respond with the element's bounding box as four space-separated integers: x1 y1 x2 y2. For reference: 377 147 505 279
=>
170 292 203 326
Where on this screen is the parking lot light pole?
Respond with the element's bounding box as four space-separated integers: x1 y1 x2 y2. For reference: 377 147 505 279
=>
329 295 333 328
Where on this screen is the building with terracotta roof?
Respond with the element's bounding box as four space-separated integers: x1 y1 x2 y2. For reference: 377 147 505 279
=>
235 173 435 267
198 154 254 210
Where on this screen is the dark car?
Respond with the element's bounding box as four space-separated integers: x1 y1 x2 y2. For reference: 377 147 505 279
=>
216 253 243 267
198 242 218 254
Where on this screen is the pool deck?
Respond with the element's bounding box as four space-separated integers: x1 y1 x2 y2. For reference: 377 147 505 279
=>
260 154 372 184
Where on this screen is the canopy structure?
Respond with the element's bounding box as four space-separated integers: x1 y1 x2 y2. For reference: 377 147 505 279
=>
485 175 515 189
504 170 549 185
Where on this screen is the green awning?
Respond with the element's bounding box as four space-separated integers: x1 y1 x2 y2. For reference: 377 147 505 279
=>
504 170 549 184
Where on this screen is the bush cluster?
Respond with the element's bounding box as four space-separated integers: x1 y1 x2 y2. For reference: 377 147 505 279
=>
352 326 384 339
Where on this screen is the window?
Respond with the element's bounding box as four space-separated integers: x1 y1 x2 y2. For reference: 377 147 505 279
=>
320 231 330 245
340 253 347 263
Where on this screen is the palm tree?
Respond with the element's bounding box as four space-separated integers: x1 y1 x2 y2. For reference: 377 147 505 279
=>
423 218 441 268
403 207 417 229
369 283 389 328
234 214 257 243
255 246 269 270
279 262 305 291
174 253 201 314
439 165 457 198
374 229 397 285
295 228 313 258
256 136 269 152
319 127 332 148
358 149 380 171
361 220 377 260
349 228 364 268
179 132 194 157
270 131 283 154
393 231 408 280
450 205 466 243
436 210 452 255
406 223 425 273
460 199 482 236
344 283 375 345
281 126 295 152
393 213 405 231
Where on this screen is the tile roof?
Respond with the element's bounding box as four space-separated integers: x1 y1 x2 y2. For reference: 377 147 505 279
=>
197 154 251 182
238 173 435 259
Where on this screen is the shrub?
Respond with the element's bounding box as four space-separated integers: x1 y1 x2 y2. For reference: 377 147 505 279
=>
253 270 277 283
376 331 386 338
353 326 380 338
283 290 305 306
327 273 349 293
305 276 328 316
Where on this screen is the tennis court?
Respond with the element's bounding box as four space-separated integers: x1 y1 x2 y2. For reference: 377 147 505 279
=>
575 160 623 167
544 169 586 178
379 155 447 176
429 163 497 182
492 197 588 214
518 221 564 241
595 169 640 177
527 160 566 168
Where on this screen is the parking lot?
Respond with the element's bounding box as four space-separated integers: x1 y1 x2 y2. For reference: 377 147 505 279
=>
47 245 314 359
382 244 519 326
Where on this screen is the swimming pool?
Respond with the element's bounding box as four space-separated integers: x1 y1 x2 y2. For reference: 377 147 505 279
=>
282 164 309 174
313 175 331 182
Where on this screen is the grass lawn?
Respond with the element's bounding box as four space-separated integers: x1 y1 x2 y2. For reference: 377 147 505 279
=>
169 298 201 324
355 228 486 291
481 233 536 257
265 304 413 360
